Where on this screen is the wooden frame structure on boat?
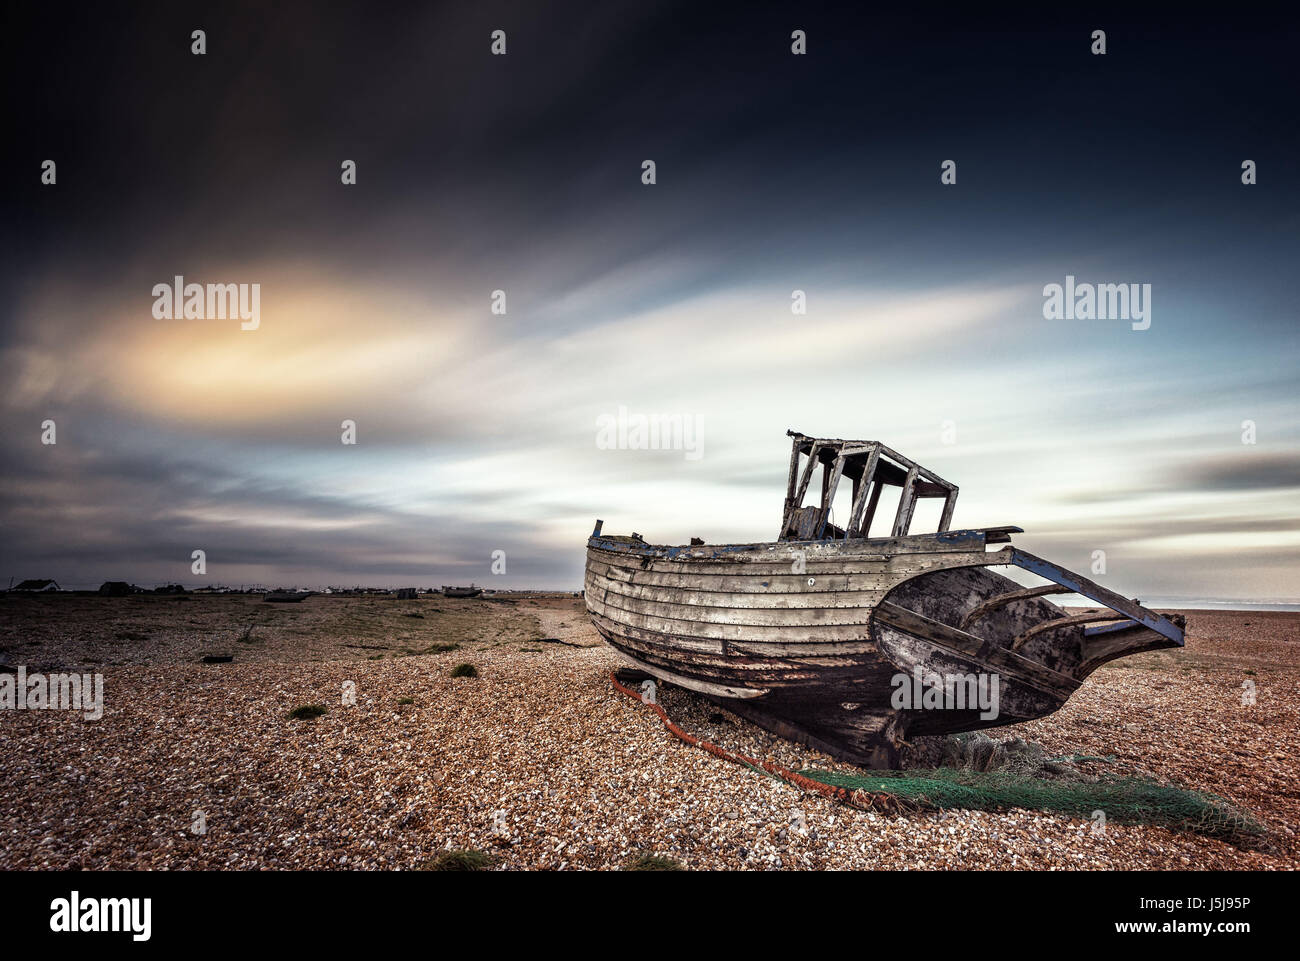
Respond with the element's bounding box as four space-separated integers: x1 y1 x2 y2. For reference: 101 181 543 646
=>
780 430 959 541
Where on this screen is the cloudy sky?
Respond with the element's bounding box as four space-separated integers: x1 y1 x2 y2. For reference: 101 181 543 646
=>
3 4 1298 601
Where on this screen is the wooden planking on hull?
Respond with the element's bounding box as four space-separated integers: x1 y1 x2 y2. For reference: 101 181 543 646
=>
588 553 894 579
585 575 883 627
586 564 893 608
606 643 837 690
589 599 880 644
587 548 998 586
587 547 985 580
590 529 986 562
605 647 771 700
704 694 899 767
587 605 878 650
588 603 882 656
594 626 824 690
588 612 877 676
589 560 902 594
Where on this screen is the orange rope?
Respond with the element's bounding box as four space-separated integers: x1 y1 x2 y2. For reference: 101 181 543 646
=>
609 671 917 816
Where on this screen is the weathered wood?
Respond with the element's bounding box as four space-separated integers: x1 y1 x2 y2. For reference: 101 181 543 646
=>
938 489 957 532
1077 614 1186 676
890 465 919 537
588 530 989 567
782 441 822 537
861 478 884 536
874 600 984 655
1005 548 1184 644
585 573 890 610
815 454 847 538
586 548 997 584
780 433 956 542
959 584 1070 630
846 445 880 538
873 596 1079 695
1010 611 1128 651
593 598 878 642
783 441 802 524
611 650 769 699
591 580 879 629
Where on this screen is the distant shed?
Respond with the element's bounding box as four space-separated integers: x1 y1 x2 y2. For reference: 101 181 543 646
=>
12 579 60 592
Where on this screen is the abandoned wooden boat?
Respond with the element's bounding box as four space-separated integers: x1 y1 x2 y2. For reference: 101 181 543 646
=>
441 584 482 598
585 430 1185 768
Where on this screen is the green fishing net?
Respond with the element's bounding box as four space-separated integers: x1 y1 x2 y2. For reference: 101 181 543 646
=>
797 733 1263 843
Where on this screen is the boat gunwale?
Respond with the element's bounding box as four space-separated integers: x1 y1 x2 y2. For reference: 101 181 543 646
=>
587 527 1006 562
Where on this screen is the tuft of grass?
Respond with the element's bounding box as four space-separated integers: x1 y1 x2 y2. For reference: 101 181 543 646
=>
450 663 478 678
418 849 495 871
288 704 327 721
397 697 415 705
626 853 685 872
114 630 149 641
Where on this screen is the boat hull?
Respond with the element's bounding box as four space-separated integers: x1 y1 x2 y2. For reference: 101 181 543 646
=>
585 530 1183 767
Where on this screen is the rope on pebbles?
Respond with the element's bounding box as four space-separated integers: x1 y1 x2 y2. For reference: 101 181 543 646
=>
609 671 918 817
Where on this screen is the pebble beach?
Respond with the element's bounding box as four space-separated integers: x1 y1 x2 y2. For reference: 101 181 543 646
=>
1 593 1295 870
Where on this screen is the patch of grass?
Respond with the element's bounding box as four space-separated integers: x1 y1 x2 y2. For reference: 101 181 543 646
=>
397 697 415 705
114 630 149 641
288 704 327 721
626 853 685 871
418 849 495 871
450 663 478 678
519 647 543 653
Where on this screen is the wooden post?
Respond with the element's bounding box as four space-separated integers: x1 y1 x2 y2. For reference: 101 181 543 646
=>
938 486 958 532
891 465 919 537
782 441 822 538
783 438 803 529
815 454 847 539
846 445 880 538
861 479 884 538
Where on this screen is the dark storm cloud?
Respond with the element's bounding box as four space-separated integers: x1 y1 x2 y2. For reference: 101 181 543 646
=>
9 3 1298 297
0 431 568 588
2 4 1298 594
1059 452 1300 505
1190 453 1300 492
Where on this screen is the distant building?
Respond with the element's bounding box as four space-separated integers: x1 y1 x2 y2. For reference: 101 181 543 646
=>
12 579 60 592
395 587 417 599
98 581 136 596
